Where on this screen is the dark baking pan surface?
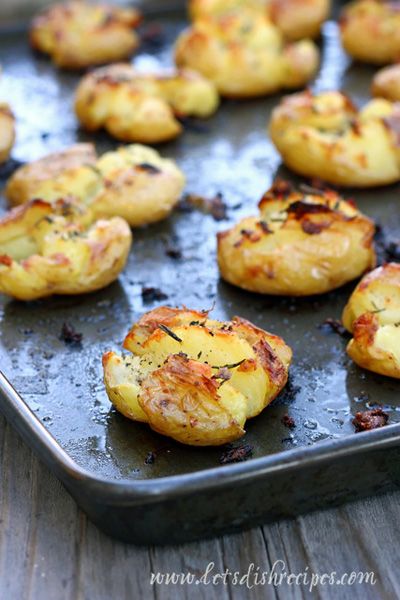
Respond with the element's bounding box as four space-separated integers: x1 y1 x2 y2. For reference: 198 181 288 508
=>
1 8 400 544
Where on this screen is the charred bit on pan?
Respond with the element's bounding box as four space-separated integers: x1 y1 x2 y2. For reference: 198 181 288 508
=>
179 192 227 221
352 408 389 432
219 443 253 465
144 451 156 465
386 240 400 261
139 22 166 50
281 414 296 429
60 322 83 346
177 116 211 134
319 318 349 338
141 286 168 303
165 244 182 260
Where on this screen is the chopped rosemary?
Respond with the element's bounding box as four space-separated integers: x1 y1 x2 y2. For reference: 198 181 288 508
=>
158 324 182 342
210 358 246 370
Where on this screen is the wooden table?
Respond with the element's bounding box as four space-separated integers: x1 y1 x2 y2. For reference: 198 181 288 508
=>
1 414 399 600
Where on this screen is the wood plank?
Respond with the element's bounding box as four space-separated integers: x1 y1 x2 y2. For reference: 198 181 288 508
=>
0 414 399 600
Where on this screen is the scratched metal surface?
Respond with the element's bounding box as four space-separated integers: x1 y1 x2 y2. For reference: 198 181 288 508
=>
0 13 400 481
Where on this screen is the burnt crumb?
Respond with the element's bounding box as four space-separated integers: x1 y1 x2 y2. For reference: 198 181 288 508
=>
144 451 156 465
281 414 296 429
139 22 166 50
60 322 83 346
165 246 182 260
352 408 389 432
319 318 349 338
141 286 168 303
386 240 400 261
180 192 227 221
178 117 211 134
219 443 253 465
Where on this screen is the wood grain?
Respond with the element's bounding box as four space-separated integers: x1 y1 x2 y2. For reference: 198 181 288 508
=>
0 413 398 600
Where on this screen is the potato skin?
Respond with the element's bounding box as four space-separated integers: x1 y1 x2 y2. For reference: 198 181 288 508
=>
217 182 376 296
0 198 132 301
174 11 319 98
0 104 15 164
342 263 400 379
5 143 101 207
189 0 329 40
372 64 400 102
340 0 400 65
103 307 292 446
30 1 141 69
270 90 400 187
74 63 219 143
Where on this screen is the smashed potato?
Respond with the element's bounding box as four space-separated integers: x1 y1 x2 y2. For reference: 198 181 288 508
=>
5 143 101 207
0 103 15 164
372 64 400 102
5 143 185 228
0 198 132 301
174 11 319 98
91 145 185 226
340 0 400 65
189 0 330 40
30 1 141 69
270 90 400 187
342 263 400 378
74 63 219 143
217 181 376 296
103 307 292 446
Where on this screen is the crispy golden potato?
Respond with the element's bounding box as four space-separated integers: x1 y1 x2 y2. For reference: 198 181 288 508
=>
30 1 141 69
91 145 185 226
5 143 101 207
189 0 330 40
4 143 185 228
217 181 376 296
0 103 15 164
74 63 219 143
340 0 400 65
268 0 330 41
103 307 292 445
342 263 400 378
0 198 132 301
270 90 400 187
372 64 400 102
174 11 319 98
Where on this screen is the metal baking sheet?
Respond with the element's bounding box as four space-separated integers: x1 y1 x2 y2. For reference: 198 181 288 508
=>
1 6 400 544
